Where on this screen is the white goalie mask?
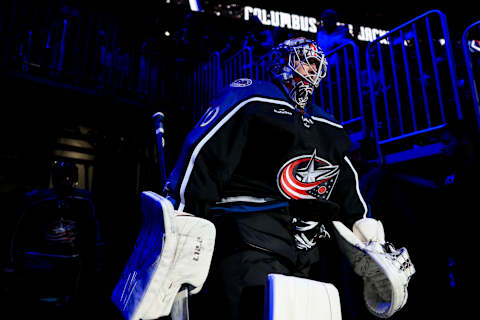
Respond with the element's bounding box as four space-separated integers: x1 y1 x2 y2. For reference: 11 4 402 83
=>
268 37 328 108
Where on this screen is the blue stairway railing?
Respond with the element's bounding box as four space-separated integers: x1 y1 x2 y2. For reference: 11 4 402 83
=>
366 10 462 164
462 20 480 133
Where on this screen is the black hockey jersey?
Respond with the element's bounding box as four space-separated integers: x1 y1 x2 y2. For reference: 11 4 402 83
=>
165 78 367 262
166 78 366 221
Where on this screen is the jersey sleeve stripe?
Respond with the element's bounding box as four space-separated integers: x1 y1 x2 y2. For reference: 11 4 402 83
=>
343 156 369 218
310 116 344 128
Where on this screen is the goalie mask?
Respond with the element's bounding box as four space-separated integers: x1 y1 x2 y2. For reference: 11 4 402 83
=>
268 37 327 108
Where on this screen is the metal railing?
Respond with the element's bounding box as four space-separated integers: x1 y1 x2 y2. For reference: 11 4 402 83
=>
191 52 221 122
366 10 462 163
315 42 366 140
222 47 255 87
462 20 480 133
182 47 254 123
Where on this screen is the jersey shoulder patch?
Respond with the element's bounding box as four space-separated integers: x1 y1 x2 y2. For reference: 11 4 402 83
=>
229 78 253 88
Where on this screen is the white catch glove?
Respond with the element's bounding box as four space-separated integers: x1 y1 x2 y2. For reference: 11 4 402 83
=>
332 218 415 318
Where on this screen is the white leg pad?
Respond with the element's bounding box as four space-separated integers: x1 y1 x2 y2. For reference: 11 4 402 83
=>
265 274 342 320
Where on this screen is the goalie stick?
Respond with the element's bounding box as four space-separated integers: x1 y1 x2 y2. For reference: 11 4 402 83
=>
152 112 167 190
152 112 190 320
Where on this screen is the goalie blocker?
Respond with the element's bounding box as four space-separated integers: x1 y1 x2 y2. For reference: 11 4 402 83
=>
332 218 415 318
111 191 216 320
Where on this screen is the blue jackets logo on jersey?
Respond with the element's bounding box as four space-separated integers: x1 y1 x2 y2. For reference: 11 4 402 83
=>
277 150 339 200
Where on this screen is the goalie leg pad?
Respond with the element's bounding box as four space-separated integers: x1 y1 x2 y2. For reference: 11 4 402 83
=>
265 274 342 320
111 191 216 320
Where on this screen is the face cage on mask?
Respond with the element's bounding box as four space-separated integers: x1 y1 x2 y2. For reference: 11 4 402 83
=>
287 45 327 88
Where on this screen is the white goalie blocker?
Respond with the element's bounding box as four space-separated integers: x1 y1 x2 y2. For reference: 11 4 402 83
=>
111 191 216 320
266 274 342 320
332 218 415 318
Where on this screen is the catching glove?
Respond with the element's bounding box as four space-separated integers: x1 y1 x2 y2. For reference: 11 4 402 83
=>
332 218 415 318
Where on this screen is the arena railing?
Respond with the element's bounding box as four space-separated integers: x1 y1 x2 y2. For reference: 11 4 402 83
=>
221 47 255 87
186 47 253 123
366 10 462 164
314 41 366 143
191 52 222 122
252 52 271 82
462 20 480 133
